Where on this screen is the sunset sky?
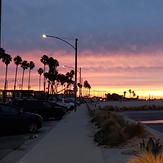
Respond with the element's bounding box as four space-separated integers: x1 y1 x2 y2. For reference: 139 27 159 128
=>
1 0 163 99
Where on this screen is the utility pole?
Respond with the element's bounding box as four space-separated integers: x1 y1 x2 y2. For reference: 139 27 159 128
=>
0 0 2 47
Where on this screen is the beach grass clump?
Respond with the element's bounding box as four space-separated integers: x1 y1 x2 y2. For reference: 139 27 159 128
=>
91 109 148 147
141 105 151 110
103 105 115 111
88 103 162 148
120 106 131 111
156 106 163 110
123 122 146 139
103 104 163 112
106 124 126 147
94 121 126 147
111 112 127 126
90 109 110 128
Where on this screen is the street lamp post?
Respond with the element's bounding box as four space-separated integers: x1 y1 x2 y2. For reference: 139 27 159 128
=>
42 34 78 111
0 0 2 47
79 67 82 97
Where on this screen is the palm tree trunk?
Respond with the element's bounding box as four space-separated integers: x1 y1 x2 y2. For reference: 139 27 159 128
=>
44 65 45 92
14 66 18 90
21 70 25 90
4 65 8 90
28 69 31 90
51 83 53 94
39 75 41 91
54 82 58 94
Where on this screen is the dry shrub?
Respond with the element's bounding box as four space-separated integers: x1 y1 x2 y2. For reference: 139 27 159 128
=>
127 151 163 163
156 106 163 110
90 106 157 148
94 128 109 145
107 128 126 147
103 105 115 111
109 112 127 127
120 106 128 111
90 104 163 149
94 122 126 147
100 118 117 131
90 110 110 128
141 105 149 110
93 113 128 147
91 110 149 147
117 105 163 111
123 122 146 139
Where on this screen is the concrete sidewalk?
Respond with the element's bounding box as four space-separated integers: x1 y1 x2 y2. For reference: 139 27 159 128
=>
16 104 106 163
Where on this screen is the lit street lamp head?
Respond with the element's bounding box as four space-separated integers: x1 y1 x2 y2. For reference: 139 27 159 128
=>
42 34 47 38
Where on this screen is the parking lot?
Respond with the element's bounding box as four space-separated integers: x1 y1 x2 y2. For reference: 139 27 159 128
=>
0 117 64 162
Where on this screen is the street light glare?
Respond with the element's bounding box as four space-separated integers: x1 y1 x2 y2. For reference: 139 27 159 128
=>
42 34 47 38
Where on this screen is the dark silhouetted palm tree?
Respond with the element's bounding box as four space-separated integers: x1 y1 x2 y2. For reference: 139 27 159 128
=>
13 55 22 90
78 82 82 97
47 57 59 74
84 80 91 97
132 91 136 98
44 72 50 93
123 91 126 97
87 83 91 97
37 68 43 91
77 83 82 89
21 60 29 90
1 53 12 90
47 57 59 94
65 70 74 89
0 47 5 59
28 61 35 90
57 73 67 93
40 55 49 92
129 89 132 98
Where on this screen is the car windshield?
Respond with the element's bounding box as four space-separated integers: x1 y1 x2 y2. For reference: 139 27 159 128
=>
43 101 52 108
64 99 69 103
0 105 19 114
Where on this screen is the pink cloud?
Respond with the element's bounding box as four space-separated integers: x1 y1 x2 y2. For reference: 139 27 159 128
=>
1 49 163 98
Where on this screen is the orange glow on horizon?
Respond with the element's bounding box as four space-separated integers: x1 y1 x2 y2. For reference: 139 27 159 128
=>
1 49 163 99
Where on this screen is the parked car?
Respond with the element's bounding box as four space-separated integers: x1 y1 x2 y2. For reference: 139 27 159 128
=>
48 97 56 103
48 98 68 113
0 103 42 134
56 98 74 111
49 102 68 113
11 99 65 120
